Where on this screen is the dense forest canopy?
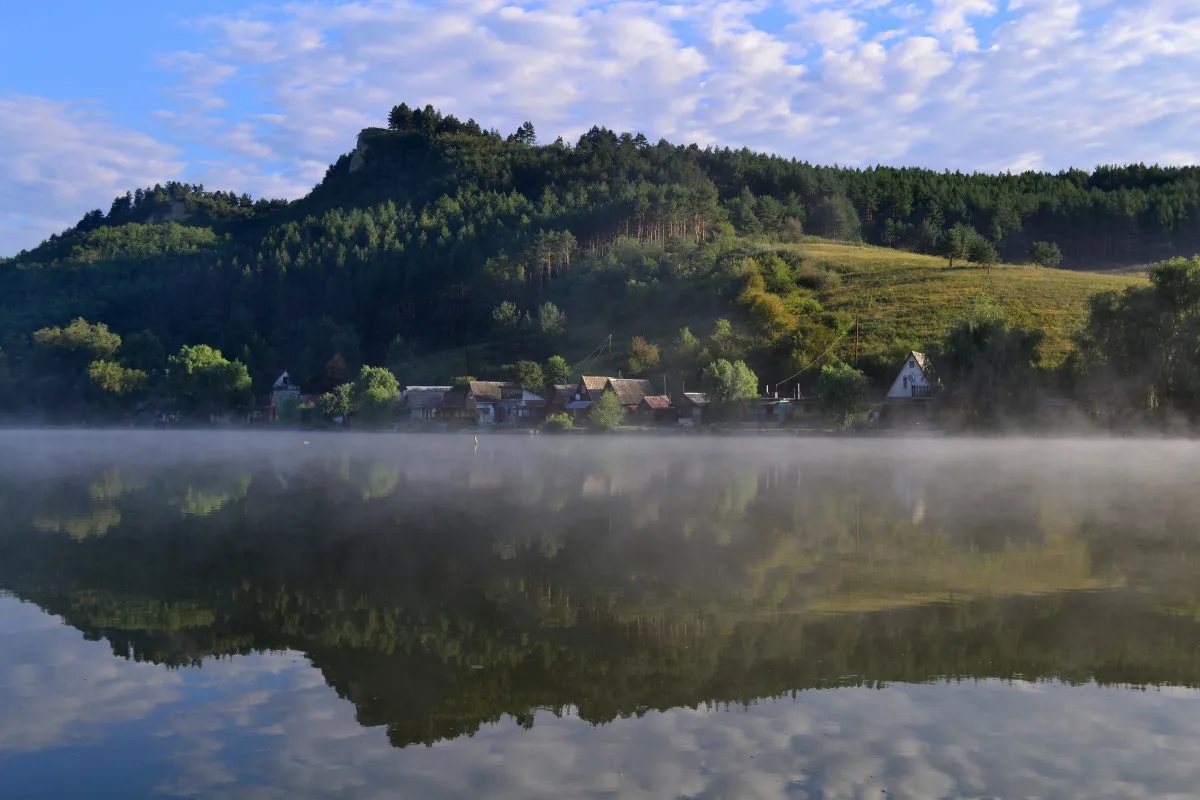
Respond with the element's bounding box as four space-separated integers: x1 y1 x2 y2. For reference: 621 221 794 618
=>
2 102 1198 418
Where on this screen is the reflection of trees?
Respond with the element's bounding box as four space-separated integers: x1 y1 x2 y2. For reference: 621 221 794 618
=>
33 508 122 540
4 442 1200 749
359 462 400 501
171 474 252 517
88 469 145 502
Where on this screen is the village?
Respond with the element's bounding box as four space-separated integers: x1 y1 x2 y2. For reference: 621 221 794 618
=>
249 351 949 431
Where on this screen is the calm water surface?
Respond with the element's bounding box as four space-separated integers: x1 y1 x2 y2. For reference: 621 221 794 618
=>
3 431 1200 799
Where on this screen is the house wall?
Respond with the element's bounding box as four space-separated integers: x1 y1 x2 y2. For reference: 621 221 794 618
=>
886 356 931 399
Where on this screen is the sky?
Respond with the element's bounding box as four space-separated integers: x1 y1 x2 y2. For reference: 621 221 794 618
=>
3 0 1200 256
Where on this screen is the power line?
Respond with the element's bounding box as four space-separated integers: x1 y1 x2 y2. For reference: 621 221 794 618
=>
572 333 612 373
773 323 854 389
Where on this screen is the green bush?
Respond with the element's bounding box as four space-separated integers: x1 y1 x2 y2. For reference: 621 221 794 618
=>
542 412 574 433
589 390 626 430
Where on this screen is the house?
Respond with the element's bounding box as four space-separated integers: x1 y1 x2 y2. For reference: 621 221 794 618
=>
269 371 302 420
545 384 577 416
607 378 655 409
448 381 547 425
570 376 655 416
887 351 933 400
882 351 935 425
401 386 451 421
569 376 612 411
677 392 710 425
636 394 676 423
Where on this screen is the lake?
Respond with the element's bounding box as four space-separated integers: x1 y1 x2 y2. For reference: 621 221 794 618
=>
2 430 1200 799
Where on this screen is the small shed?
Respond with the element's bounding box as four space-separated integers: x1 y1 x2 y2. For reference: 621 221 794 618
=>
402 386 451 421
677 392 710 425
637 394 676 423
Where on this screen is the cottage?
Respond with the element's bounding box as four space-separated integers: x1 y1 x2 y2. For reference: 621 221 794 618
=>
570 376 611 408
452 381 547 425
545 384 577 415
637 394 675 423
882 351 935 425
269 371 302 421
607 378 654 409
677 392 710 425
401 386 451 421
886 351 933 400
570 376 655 416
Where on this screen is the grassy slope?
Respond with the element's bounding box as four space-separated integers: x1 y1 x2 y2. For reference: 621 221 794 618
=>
399 239 1145 382
791 242 1145 365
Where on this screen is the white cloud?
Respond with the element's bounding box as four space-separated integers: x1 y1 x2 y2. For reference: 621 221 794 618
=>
0 96 184 256
0 599 183 753
8 0 1200 252
162 0 1200 183
927 0 998 52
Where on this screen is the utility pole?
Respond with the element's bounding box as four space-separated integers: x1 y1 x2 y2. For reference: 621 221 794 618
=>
854 315 860 366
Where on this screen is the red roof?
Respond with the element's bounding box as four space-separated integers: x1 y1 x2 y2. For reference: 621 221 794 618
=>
640 395 672 410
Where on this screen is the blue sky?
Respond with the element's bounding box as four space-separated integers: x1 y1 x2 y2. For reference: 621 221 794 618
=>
4 0 1200 256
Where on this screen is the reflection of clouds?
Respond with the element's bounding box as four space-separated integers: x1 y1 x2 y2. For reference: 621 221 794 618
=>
0 598 182 753
4 586 1200 798
154 667 1200 800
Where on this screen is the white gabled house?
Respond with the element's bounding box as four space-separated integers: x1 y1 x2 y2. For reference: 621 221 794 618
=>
886 351 933 401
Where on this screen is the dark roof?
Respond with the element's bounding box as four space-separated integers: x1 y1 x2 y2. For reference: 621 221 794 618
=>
608 378 654 406
405 391 445 409
681 392 710 407
550 384 576 404
580 376 609 397
639 395 672 410
442 389 468 409
468 381 524 402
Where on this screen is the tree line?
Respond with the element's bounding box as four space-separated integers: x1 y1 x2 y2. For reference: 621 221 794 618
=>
3 101 1200 423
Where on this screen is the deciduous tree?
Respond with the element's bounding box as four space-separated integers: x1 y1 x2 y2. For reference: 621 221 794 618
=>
168 345 253 416
817 363 868 427
352 365 400 424
589 389 626 430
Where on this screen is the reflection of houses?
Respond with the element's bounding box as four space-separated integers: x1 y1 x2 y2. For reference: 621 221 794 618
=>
892 469 928 524
444 381 546 425
401 386 450 421
882 351 935 425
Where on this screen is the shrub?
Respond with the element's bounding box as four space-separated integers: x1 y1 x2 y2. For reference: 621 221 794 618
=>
542 412 574 433
589 390 626 430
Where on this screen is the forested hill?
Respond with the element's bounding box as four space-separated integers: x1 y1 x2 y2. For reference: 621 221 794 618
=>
0 102 1191 406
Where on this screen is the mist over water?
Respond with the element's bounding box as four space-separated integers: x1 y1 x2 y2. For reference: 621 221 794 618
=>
3 431 1200 799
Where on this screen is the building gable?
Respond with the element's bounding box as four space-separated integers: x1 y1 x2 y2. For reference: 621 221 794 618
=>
886 351 932 399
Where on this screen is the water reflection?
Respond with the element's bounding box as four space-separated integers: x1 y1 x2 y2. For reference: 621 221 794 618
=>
3 432 1200 797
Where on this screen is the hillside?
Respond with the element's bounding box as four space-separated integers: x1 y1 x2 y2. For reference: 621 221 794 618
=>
0 102 1179 414
794 242 1142 366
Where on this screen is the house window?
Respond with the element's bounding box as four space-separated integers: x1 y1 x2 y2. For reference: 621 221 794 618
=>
903 376 909 389
909 360 916 368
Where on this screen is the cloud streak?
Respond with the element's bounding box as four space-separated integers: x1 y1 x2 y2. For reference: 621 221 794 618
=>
163 0 1200 183
5 0 1200 254
0 96 183 256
